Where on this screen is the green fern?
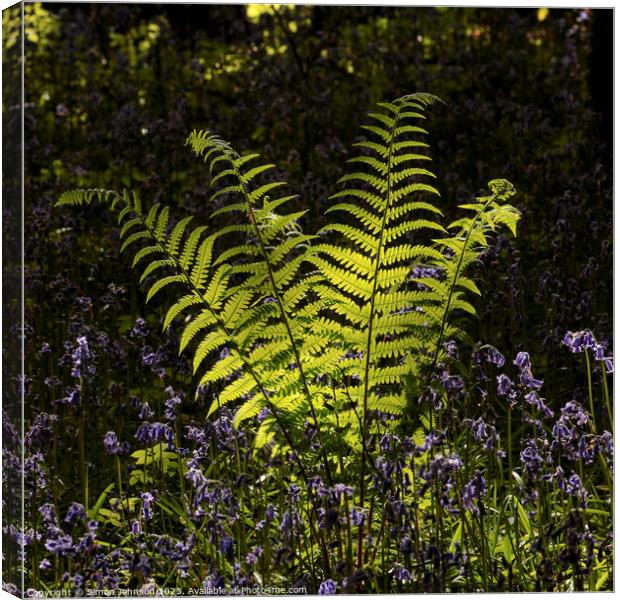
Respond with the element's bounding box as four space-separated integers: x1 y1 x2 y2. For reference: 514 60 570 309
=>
56 93 521 469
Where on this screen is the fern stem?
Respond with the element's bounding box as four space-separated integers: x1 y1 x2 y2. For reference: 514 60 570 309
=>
426 195 496 380
357 99 405 568
227 156 334 487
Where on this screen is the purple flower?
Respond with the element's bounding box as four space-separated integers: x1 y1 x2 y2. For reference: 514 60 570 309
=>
65 502 86 524
520 369 543 390
39 503 57 525
245 545 263 565
141 492 154 521
289 483 301 502
318 579 337 595
563 330 596 353
103 431 130 455
61 387 80 406
520 440 547 477
131 317 149 338
71 336 93 378
497 374 513 396
350 507 365 526
464 417 498 451
139 402 154 421
524 391 554 419
220 536 234 559
135 422 174 447
142 351 157 366
461 471 487 513
514 351 531 370
392 565 412 583
476 344 506 367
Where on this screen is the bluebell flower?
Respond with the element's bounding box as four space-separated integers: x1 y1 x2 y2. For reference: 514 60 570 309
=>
142 350 157 366
220 536 234 559
496 374 513 396
392 565 412 583
520 439 548 478
524 391 554 419
45 532 75 556
443 340 458 358
399 535 413 555
130 317 149 338
463 417 498 452
71 336 93 378
318 579 337 595
514 351 531 370
520 369 543 390
39 503 57 525
245 545 263 565
141 492 154 521
350 507 365 526
441 372 464 393
65 502 86 524
461 470 487 513
61 387 80 406
103 431 130 455
476 344 506 367
139 402 154 421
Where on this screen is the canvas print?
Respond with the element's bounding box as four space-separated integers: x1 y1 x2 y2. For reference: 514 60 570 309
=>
2 3 613 595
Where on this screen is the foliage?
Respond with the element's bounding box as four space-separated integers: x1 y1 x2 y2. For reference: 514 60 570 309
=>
2 4 612 596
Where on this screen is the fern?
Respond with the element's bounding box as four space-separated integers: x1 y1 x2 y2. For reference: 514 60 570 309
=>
57 93 520 475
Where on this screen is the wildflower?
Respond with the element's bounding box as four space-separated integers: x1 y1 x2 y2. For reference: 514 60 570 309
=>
130 317 149 338
464 417 498 452
164 387 183 420
476 344 506 367
139 402 154 421
514 351 531 370
563 330 595 353
520 369 543 390
443 340 458 358
350 507 365 526
392 565 412 583
103 431 130 455
142 350 157 366
318 579 337 595
524 391 554 419
220 536 234 559
461 471 487 513
61 387 80 406
520 439 547 478
25 413 56 447
39 503 57 525
497 374 513 396
65 502 86 524
71 336 92 378
75 296 92 311
399 535 413 555
245 545 263 565
141 492 154 521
